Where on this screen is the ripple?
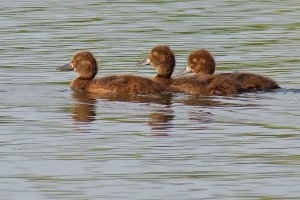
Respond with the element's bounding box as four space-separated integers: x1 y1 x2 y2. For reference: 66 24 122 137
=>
1 0 300 199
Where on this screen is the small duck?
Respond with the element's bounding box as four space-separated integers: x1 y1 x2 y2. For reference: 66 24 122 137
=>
138 45 244 95
180 49 280 91
57 51 167 95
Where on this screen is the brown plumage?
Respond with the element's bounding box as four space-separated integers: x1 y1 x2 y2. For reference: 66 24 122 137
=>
170 74 245 95
187 49 215 75
224 72 280 91
181 49 280 91
138 46 244 95
57 51 166 95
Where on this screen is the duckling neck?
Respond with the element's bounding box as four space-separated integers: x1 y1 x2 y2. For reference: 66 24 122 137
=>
155 63 174 81
156 74 171 79
70 78 91 91
154 75 171 84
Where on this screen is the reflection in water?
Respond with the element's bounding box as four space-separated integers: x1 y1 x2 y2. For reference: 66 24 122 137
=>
70 92 241 132
147 105 174 134
178 95 249 130
181 96 218 129
71 91 97 122
182 95 228 107
71 91 175 132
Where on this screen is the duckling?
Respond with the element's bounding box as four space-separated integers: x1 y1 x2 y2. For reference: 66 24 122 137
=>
138 45 244 95
180 49 280 91
57 51 167 95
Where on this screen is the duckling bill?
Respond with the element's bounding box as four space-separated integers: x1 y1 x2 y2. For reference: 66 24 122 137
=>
137 58 151 66
57 63 73 71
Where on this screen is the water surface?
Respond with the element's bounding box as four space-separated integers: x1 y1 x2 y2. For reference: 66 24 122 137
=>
1 0 300 199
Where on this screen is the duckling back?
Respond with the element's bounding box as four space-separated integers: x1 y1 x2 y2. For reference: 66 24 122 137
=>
170 75 245 96
207 74 246 95
86 75 167 95
169 76 211 95
226 72 280 91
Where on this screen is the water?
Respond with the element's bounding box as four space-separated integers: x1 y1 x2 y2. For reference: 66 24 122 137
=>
1 0 300 199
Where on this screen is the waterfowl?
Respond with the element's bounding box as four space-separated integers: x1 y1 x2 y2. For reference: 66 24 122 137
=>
180 49 280 91
138 45 244 95
57 51 167 95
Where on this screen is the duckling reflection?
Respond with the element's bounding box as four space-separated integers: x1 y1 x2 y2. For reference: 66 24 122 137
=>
181 96 226 107
176 95 249 130
147 106 174 133
71 91 97 122
71 91 174 132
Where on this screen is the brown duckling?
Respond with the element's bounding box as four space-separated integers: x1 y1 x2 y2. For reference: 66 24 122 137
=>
57 51 167 95
180 49 280 91
138 45 244 95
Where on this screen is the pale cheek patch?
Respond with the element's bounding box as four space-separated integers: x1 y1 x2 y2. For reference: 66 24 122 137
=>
71 63 76 72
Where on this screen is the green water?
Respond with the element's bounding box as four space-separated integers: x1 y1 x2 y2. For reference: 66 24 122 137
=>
0 0 300 199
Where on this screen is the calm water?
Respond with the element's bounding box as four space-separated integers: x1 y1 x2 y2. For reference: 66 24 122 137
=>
1 0 300 199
